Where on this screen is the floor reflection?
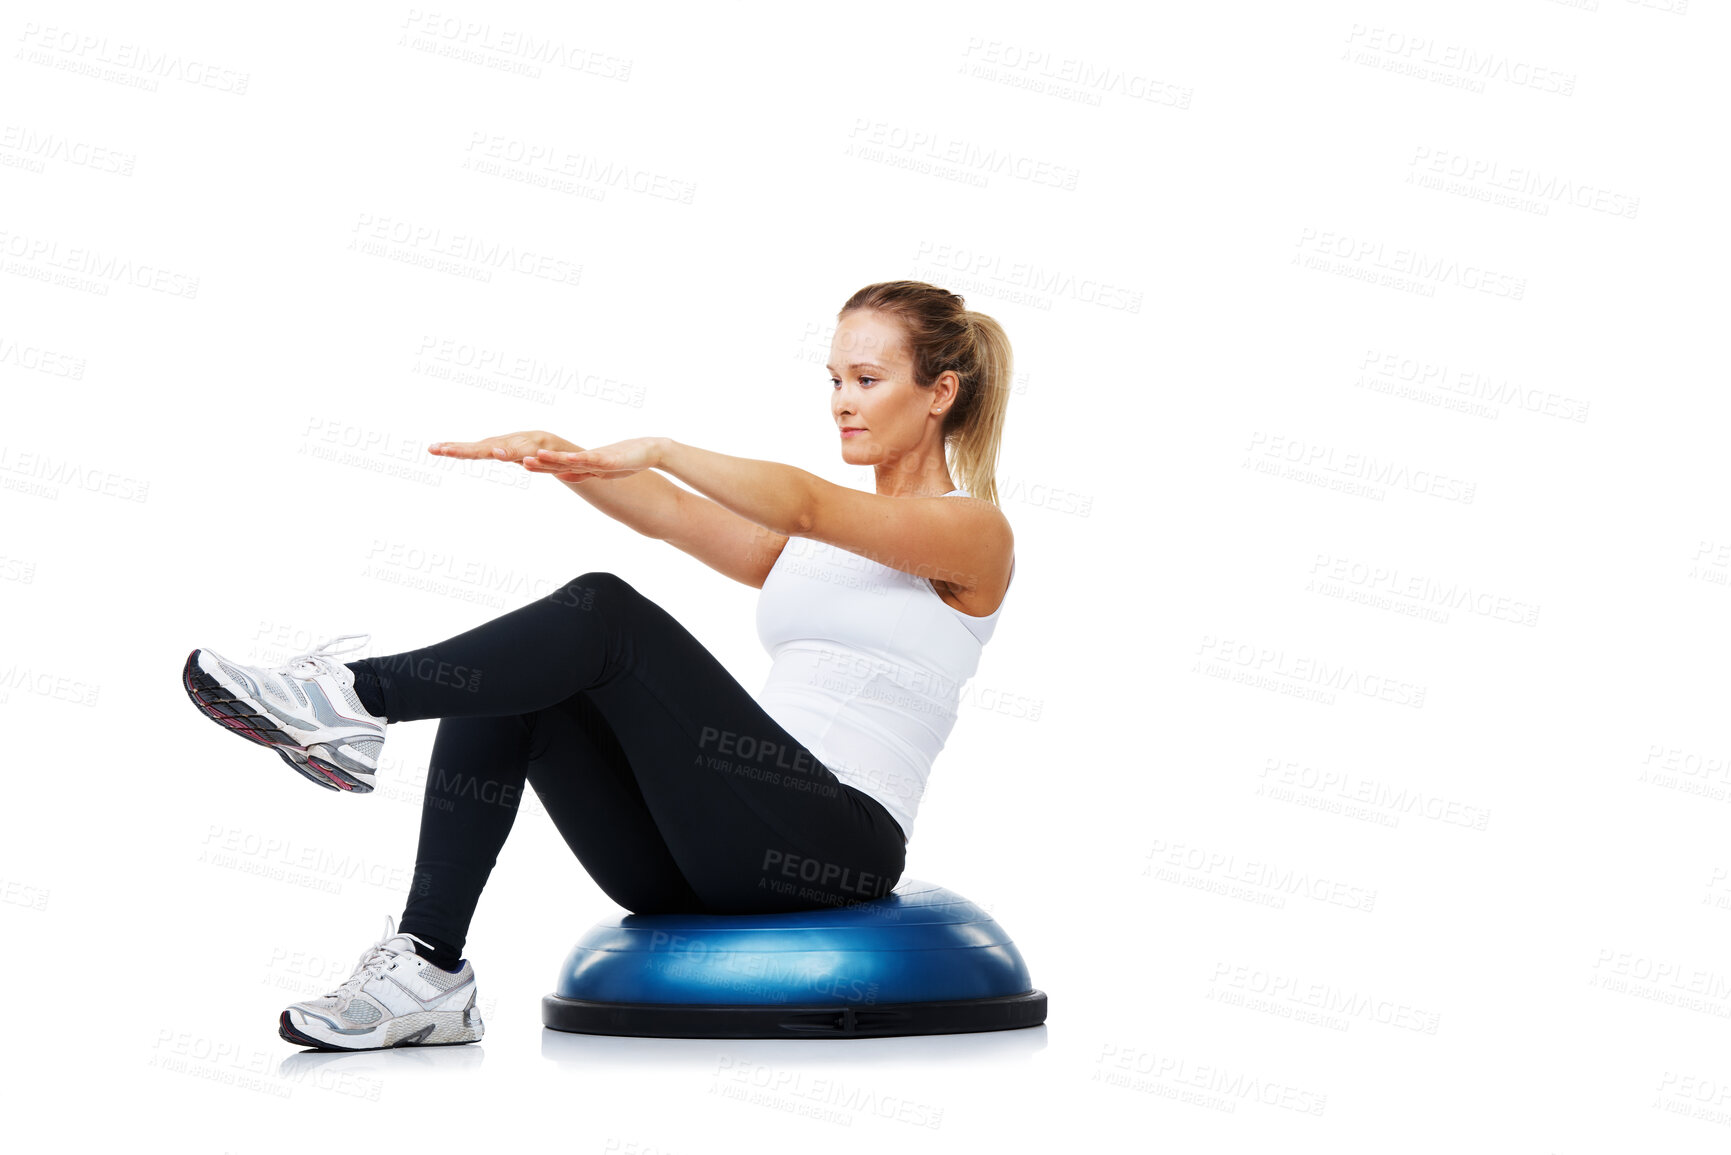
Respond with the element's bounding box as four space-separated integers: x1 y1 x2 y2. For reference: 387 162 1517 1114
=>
278 1039 487 1081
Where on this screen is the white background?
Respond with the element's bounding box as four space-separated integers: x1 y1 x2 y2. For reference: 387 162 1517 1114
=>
3 0 1727 1150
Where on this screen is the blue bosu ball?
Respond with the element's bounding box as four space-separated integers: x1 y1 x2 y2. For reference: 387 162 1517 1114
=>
542 878 1047 1038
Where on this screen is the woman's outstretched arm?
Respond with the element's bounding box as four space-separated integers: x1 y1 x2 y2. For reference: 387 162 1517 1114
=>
540 438 1010 591
430 430 684 539
654 439 816 536
430 431 789 588
527 436 814 536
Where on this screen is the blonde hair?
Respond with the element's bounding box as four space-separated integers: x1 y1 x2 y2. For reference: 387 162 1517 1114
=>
838 281 1012 506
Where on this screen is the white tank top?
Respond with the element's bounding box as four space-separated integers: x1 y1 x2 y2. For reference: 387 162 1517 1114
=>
754 488 1013 844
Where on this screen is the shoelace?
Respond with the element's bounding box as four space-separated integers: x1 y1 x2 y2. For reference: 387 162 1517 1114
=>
277 633 372 680
328 917 439 1000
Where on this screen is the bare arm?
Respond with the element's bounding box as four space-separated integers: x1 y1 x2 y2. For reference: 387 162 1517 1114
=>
654 438 817 536
557 451 686 539
430 429 685 537
551 437 1008 592
428 431 788 587
561 461 791 587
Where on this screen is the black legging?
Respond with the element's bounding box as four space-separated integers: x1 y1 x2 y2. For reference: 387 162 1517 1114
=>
348 571 907 959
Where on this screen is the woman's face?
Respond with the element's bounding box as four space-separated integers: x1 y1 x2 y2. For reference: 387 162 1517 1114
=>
827 310 954 466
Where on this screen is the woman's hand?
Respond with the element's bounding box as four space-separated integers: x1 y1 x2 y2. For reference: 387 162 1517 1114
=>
429 430 577 463
428 430 590 483
529 437 665 483
427 432 664 484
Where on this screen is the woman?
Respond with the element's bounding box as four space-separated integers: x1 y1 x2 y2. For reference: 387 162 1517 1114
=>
182 281 1017 1051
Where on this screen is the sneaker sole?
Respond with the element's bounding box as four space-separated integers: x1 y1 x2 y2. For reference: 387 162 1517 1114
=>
272 746 348 793
182 650 373 793
278 1009 482 1051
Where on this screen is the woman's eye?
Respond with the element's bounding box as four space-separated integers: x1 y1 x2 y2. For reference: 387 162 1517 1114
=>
829 377 876 388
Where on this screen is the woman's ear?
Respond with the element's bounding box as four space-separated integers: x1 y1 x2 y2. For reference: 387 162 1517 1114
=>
936 370 961 413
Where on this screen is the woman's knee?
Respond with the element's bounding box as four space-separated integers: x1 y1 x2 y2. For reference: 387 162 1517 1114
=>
574 570 624 589
548 570 631 610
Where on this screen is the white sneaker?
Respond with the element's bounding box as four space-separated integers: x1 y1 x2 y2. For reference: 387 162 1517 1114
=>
279 916 484 1051
182 634 386 792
